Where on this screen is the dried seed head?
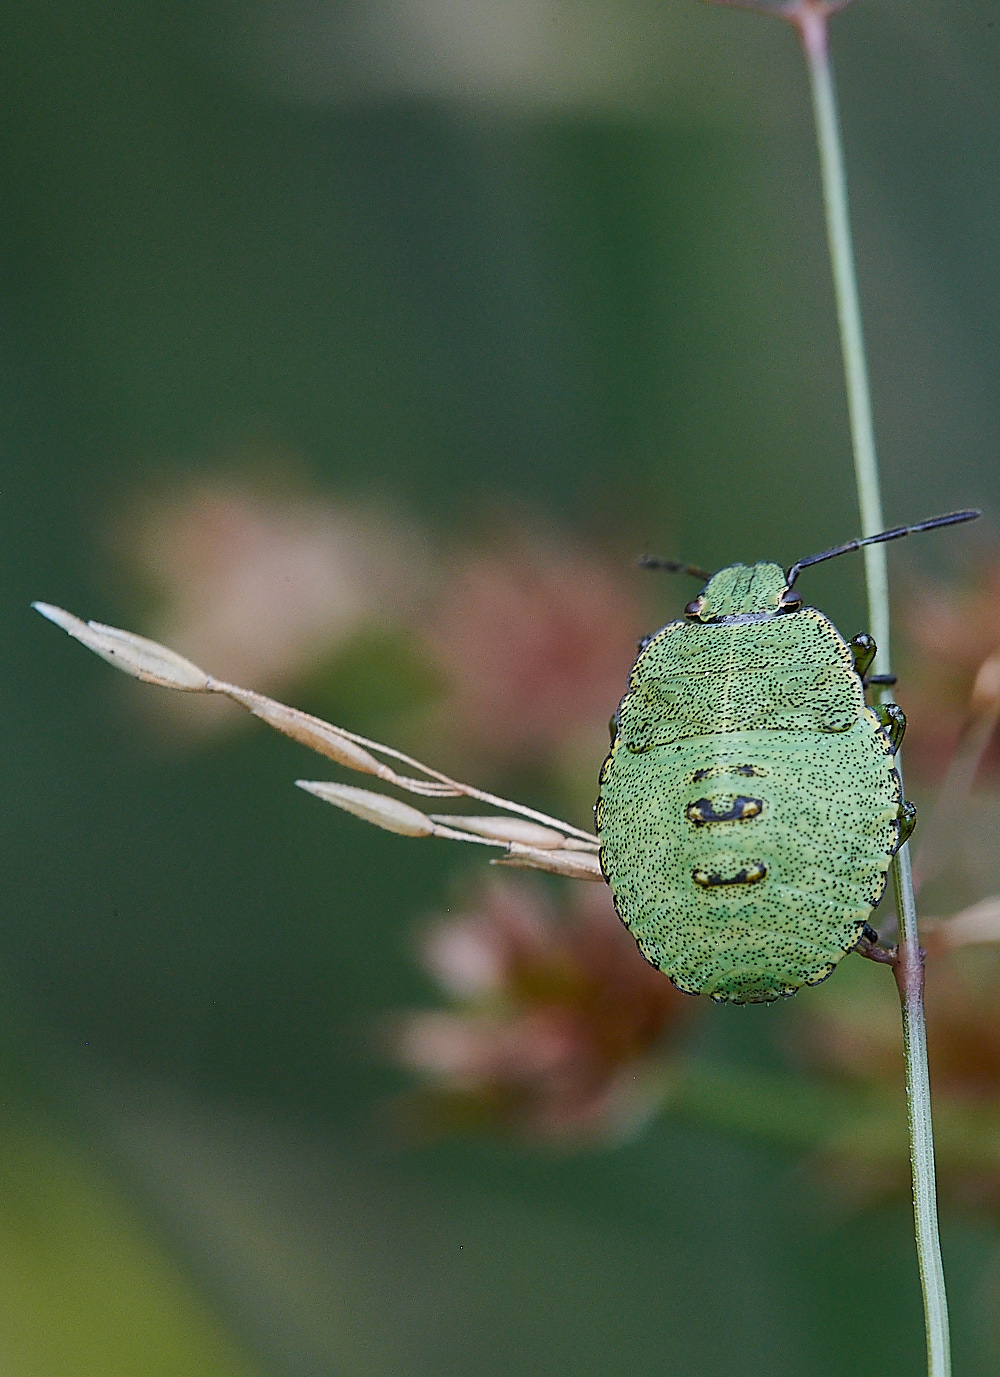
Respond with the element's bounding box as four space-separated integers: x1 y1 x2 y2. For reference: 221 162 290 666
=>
295 779 435 836
33 603 211 691
494 844 604 881
219 684 384 776
429 815 568 848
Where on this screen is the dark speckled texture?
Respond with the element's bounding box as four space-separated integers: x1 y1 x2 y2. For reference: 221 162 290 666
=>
597 563 903 1004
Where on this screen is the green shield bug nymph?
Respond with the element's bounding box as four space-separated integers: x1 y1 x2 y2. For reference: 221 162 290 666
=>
595 510 980 1005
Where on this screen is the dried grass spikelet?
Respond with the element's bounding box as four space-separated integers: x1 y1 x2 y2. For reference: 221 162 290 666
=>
33 602 601 878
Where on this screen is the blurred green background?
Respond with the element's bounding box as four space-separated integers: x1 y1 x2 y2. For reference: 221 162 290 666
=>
3 0 1000 1372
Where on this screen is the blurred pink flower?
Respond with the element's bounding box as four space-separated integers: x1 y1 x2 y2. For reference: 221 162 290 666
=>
394 876 697 1143
112 477 426 731
798 942 1000 1207
899 560 1000 780
420 536 647 764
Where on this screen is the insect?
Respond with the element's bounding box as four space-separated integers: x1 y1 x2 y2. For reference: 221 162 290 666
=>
595 510 980 1005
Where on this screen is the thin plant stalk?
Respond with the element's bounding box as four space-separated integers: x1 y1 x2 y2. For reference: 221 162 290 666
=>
796 4 950 1373
797 4 888 667
710 0 954 1367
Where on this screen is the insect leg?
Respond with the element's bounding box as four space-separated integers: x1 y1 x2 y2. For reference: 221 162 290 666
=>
849 632 877 679
849 635 899 693
872 702 906 753
848 635 900 696
864 674 898 687
853 923 897 966
898 800 917 847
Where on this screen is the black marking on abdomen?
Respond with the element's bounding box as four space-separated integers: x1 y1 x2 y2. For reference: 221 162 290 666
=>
691 763 768 783
692 861 767 888
685 796 764 826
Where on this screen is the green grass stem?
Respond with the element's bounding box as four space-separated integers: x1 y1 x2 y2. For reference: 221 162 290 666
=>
796 5 951 1373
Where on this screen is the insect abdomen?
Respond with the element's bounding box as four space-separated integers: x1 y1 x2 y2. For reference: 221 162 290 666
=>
597 716 900 1003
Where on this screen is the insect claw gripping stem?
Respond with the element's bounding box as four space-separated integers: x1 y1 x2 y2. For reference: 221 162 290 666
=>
849 636 897 689
849 632 877 680
854 923 898 967
872 702 906 754
899 800 918 847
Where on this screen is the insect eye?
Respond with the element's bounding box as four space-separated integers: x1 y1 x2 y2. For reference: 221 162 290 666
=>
779 592 802 611
685 598 704 618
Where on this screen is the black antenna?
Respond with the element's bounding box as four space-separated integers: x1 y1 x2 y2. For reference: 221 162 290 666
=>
638 555 711 581
786 510 980 587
